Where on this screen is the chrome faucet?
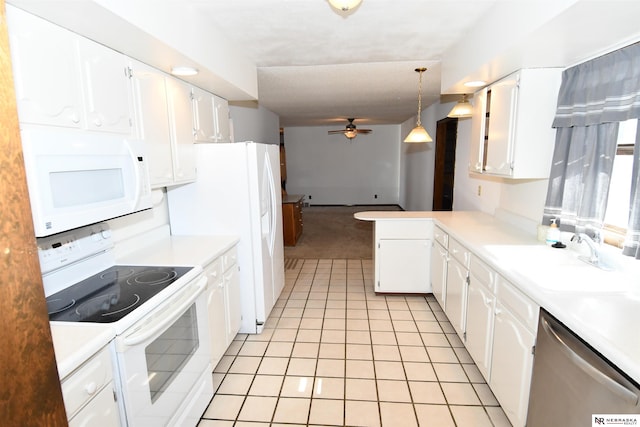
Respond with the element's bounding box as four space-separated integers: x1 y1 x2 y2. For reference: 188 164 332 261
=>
571 233 611 270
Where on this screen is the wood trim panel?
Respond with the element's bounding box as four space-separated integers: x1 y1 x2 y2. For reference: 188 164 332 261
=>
0 2 67 424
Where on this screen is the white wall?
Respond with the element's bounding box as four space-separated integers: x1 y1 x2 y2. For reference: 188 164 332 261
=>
229 102 280 145
283 125 401 205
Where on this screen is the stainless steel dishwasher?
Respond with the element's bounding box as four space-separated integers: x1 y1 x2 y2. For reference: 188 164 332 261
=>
527 309 640 426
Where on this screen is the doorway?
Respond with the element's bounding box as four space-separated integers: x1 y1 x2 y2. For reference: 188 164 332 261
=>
432 117 458 211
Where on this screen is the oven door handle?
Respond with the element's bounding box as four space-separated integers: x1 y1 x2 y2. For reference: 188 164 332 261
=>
122 276 208 347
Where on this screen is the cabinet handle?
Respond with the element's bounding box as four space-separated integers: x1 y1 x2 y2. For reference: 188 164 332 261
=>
93 118 102 127
85 382 98 396
70 113 80 124
485 297 493 305
495 307 502 316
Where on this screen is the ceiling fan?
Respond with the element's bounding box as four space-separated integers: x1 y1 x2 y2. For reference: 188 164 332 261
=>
328 118 372 140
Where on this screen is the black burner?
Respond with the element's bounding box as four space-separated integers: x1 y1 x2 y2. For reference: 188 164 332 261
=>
47 265 193 323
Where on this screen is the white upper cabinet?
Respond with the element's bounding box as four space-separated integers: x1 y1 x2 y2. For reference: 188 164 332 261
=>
470 68 562 178
8 6 83 128
7 6 133 135
213 94 231 143
130 61 174 187
78 38 133 134
193 86 231 143
165 78 197 185
192 86 215 143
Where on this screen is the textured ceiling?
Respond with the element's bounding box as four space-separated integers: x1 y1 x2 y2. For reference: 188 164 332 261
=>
190 0 497 126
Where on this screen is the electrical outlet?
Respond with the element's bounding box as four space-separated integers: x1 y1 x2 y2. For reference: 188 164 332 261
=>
308 195 312 199
374 194 378 199
477 185 482 196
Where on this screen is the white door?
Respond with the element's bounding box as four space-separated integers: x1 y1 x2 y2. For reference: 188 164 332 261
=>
7 5 84 128
166 78 196 184
431 241 448 308
130 61 173 187
256 144 279 325
445 257 468 339
78 37 133 134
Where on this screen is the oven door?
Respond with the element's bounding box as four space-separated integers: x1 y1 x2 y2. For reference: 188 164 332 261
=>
113 275 212 426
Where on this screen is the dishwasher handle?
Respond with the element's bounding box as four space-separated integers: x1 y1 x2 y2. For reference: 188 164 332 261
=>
541 315 639 405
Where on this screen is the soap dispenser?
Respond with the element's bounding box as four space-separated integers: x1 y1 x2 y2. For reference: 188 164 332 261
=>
546 218 561 246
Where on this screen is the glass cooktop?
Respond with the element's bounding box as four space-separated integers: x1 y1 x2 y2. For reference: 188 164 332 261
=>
46 265 193 323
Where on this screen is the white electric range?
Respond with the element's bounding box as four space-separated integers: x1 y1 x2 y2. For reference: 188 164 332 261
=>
40 223 213 427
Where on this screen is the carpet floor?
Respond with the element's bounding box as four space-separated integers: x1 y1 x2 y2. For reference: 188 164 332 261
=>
283 205 402 260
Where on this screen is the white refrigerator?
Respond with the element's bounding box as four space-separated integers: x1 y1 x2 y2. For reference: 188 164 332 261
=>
167 142 285 334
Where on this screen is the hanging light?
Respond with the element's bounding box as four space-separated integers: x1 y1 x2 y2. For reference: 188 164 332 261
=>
447 94 473 118
404 67 433 143
328 0 362 12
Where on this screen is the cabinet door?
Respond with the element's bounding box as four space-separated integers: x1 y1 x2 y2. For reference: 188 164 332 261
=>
224 265 242 343
213 94 231 142
469 88 487 173
377 239 431 293
465 279 495 380
68 384 121 427
484 75 518 176
130 62 173 188
444 257 467 338
7 6 83 128
207 281 226 369
430 241 448 309
192 86 216 143
490 302 535 427
166 78 196 184
78 37 133 134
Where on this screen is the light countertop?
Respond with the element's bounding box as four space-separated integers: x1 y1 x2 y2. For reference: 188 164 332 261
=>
50 233 239 380
356 210 640 383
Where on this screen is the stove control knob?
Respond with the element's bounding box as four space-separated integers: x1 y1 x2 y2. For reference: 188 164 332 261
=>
100 229 112 239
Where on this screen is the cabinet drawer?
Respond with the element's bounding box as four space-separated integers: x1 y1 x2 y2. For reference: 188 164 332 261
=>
469 255 495 293
496 275 539 331
221 246 237 272
433 226 448 248
204 257 223 286
376 220 433 240
61 345 113 419
448 237 470 267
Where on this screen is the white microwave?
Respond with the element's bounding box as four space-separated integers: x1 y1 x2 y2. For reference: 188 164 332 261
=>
20 128 152 237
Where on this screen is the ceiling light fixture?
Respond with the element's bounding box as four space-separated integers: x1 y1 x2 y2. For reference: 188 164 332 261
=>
404 67 433 143
328 0 362 12
447 94 473 118
170 66 199 76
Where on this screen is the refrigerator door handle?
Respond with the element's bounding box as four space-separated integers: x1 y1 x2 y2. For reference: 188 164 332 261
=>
264 152 277 256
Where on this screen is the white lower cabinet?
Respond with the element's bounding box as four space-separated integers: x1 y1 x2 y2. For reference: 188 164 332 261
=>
465 256 496 381
431 240 448 309
490 276 538 427
204 245 241 370
374 220 433 293
62 345 120 426
444 238 470 339
433 225 539 427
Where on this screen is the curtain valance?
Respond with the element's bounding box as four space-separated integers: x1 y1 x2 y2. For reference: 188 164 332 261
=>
553 42 640 128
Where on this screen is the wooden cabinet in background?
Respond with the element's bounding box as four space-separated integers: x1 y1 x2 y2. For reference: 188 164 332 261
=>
282 195 304 246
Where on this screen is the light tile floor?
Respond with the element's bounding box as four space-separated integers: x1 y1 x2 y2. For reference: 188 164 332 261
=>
199 259 512 427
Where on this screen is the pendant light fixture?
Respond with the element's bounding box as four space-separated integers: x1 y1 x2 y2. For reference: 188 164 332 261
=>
447 94 473 118
328 0 362 12
404 67 433 143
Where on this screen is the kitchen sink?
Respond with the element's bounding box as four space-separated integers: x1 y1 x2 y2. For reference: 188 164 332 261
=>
484 244 633 294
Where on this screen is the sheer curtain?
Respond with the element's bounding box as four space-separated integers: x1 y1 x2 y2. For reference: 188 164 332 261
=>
623 122 640 259
543 42 640 255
